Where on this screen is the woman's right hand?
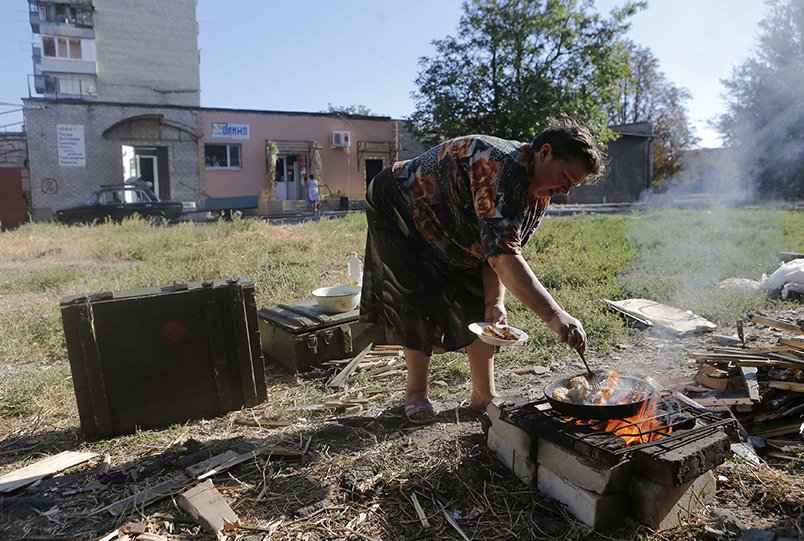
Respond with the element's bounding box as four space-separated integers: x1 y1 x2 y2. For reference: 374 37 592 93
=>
547 310 587 353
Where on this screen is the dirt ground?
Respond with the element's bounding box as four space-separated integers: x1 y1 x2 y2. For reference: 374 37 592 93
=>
0 305 802 540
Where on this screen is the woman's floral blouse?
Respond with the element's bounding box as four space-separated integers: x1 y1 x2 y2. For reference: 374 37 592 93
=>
391 135 550 270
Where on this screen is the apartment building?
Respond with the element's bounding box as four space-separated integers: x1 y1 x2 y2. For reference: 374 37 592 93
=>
24 0 203 220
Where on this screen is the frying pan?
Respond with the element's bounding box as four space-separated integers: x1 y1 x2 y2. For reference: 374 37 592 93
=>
543 371 655 420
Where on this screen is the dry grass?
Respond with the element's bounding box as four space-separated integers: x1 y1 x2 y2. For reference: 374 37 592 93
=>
0 210 802 540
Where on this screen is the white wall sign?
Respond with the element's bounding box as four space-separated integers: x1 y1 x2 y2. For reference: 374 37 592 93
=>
57 124 86 167
211 122 250 139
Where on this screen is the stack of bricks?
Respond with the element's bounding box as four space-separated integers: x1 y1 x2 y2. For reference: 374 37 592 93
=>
486 396 727 530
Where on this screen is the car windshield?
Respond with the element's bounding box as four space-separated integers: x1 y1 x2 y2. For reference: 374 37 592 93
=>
85 192 100 205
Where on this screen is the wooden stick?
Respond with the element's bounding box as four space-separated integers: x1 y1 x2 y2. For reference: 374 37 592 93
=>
750 315 804 335
768 380 804 393
410 492 430 528
442 509 471 541
327 343 374 388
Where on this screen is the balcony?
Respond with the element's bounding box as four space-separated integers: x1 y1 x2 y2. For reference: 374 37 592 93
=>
29 10 40 32
37 20 94 39
40 57 96 75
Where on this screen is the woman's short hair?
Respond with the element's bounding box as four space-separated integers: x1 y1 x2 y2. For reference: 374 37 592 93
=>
532 116 609 184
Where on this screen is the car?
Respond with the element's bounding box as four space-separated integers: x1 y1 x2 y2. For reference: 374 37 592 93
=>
54 185 184 226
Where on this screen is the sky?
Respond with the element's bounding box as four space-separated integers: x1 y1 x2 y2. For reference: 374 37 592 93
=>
0 1 768 148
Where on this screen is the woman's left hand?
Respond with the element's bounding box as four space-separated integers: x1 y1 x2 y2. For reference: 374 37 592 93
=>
485 301 507 326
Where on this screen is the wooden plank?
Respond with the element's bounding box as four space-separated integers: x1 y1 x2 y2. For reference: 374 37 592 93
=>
768 380 804 393
185 450 240 479
778 337 804 351
694 365 736 391
177 479 239 535
693 395 754 408
702 358 804 370
749 420 804 438
749 315 804 336
740 366 761 401
103 474 191 516
327 343 373 388
0 451 97 493
692 352 770 361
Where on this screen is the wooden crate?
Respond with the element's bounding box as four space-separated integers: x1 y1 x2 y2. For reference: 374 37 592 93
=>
60 277 266 439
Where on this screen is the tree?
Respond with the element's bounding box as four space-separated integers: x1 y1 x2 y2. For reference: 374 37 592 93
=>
716 0 804 200
609 42 699 185
409 0 643 146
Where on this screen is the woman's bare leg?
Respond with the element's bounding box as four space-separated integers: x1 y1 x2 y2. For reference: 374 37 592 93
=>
466 338 499 411
404 348 432 420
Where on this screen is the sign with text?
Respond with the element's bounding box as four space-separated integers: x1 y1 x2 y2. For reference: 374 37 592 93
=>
57 124 86 167
211 122 250 139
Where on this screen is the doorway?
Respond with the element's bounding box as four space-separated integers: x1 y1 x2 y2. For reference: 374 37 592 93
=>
0 168 25 230
365 159 384 186
275 155 305 200
121 146 169 199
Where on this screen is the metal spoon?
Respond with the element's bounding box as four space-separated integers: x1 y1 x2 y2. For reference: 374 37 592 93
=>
570 328 599 388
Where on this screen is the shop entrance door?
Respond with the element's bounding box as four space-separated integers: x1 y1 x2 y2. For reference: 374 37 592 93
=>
275 156 301 200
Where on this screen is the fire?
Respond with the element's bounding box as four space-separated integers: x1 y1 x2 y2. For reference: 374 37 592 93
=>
573 372 672 447
600 398 672 446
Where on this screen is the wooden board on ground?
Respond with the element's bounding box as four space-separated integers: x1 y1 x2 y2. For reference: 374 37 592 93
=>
604 298 716 335
327 343 374 388
0 450 97 493
768 380 804 393
749 315 804 336
740 366 760 401
103 474 191 516
177 479 239 535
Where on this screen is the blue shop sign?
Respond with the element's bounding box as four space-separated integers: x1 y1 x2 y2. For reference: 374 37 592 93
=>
212 122 250 140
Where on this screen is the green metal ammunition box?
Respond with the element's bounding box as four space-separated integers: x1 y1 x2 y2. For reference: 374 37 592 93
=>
60 277 266 439
257 300 385 371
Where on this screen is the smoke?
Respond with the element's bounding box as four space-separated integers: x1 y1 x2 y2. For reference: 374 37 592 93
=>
637 145 754 209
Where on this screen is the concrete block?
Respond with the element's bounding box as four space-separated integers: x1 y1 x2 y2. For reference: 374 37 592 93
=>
537 465 627 529
487 426 537 487
633 429 730 486
629 471 716 530
537 439 632 494
488 416 533 460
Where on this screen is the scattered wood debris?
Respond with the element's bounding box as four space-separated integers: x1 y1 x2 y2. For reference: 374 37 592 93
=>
0 451 98 493
177 479 239 536
678 315 804 461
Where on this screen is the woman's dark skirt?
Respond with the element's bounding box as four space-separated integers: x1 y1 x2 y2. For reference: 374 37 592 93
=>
359 167 485 356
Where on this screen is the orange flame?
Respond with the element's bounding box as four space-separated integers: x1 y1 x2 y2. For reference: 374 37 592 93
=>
601 398 672 446
572 372 672 447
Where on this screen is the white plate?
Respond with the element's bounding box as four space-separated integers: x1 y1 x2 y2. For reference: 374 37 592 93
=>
468 322 529 346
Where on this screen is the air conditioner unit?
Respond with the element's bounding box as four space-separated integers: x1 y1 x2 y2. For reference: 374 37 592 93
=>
331 130 350 148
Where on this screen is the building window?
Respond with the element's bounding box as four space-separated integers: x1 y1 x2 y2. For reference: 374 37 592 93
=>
39 3 93 27
42 36 83 59
205 144 242 169
44 75 98 97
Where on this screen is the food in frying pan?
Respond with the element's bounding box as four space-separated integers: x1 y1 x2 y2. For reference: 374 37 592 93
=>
567 375 592 402
482 324 521 341
551 373 651 406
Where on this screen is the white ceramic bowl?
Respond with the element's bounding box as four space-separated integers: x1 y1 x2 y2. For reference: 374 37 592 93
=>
311 285 362 313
